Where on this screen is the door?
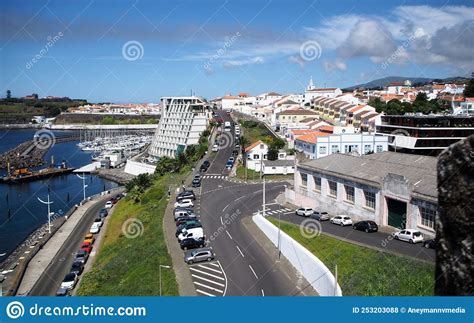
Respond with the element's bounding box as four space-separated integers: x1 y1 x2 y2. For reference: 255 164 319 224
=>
387 199 407 229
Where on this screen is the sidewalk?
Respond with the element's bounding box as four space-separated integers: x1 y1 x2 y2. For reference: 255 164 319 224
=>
16 190 119 296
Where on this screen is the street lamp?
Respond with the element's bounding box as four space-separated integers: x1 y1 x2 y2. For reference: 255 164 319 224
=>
159 265 171 296
37 186 53 234
76 173 88 202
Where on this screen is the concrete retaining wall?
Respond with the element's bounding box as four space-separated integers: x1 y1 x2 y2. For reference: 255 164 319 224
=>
124 159 156 175
253 213 342 296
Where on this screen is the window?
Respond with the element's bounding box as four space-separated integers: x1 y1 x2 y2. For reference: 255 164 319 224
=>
345 185 354 203
331 145 339 154
420 207 437 229
301 173 308 186
364 144 371 154
345 145 358 153
314 176 321 192
328 180 337 197
376 145 384 153
364 191 376 209
253 154 259 159
319 146 327 154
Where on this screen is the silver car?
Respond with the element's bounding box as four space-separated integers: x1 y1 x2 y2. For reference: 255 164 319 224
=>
311 211 330 221
184 247 214 264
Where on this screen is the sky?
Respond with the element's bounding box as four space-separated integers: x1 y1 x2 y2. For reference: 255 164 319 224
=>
0 0 473 103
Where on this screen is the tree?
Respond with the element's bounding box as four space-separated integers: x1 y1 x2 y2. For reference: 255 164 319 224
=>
135 173 153 190
267 148 279 161
270 137 285 150
155 156 178 176
6 90 11 99
415 92 428 102
463 77 474 97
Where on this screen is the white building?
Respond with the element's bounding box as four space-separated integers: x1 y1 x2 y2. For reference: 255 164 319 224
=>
262 160 295 175
148 96 208 158
304 77 342 103
244 140 293 172
294 132 388 160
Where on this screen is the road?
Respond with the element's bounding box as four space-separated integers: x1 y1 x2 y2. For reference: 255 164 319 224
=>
29 198 109 296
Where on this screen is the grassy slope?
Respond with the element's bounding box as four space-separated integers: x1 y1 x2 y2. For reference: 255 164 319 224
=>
239 121 273 146
268 218 435 296
77 170 188 296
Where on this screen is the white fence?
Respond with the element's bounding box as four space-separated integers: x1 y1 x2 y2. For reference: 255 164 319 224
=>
253 213 342 296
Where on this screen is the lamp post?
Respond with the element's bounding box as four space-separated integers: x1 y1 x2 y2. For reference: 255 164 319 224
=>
76 173 88 202
37 186 53 234
159 265 171 296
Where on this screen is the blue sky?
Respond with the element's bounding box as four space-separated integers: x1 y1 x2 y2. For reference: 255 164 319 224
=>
1 0 473 103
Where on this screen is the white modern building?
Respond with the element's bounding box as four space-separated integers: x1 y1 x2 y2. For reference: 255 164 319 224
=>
244 140 294 172
148 96 208 158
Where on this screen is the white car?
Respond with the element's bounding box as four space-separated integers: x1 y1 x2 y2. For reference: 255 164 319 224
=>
90 223 100 234
212 144 219 152
93 218 103 228
295 208 313 217
330 215 353 226
60 273 78 290
394 229 424 244
174 199 194 208
105 201 113 209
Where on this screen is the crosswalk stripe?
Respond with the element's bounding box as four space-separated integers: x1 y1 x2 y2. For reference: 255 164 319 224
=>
284 208 291 211
196 289 216 296
207 262 220 268
194 282 223 293
192 274 225 287
198 264 223 274
190 267 225 280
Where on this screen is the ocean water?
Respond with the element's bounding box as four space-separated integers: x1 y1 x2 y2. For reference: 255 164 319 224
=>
0 129 119 262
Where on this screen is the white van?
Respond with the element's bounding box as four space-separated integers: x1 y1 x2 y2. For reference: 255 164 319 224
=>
224 121 231 132
178 227 204 242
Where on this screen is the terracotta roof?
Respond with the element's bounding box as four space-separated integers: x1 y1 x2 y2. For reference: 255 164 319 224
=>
278 108 317 116
290 129 320 136
347 105 366 113
299 117 319 123
318 125 334 133
432 85 445 89
295 131 328 144
223 95 239 99
245 140 265 152
267 91 282 96
465 97 474 102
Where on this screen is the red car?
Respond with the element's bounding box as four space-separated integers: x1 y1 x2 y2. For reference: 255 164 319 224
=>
80 242 92 254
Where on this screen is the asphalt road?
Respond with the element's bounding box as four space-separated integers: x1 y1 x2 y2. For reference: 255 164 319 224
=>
29 198 108 296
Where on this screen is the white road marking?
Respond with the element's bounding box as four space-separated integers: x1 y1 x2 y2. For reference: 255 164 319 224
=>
194 281 224 293
223 203 230 212
249 265 258 279
208 262 220 268
190 267 225 280
220 216 223 225
265 202 278 206
198 264 223 274
236 245 245 258
283 211 295 214
196 289 216 296
284 208 291 211
192 274 225 287
226 230 233 240
261 289 265 296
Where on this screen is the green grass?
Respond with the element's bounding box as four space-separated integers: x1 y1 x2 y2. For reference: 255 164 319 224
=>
239 120 274 145
77 171 188 296
268 218 435 296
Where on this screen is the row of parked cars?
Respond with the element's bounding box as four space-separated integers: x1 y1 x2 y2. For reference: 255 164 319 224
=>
174 189 215 264
295 207 435 247
56 193 124 296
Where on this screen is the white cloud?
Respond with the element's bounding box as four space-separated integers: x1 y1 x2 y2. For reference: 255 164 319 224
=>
222 56 265 68
324 59 347 72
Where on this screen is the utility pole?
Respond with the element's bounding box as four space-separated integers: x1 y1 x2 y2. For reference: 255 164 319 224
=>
334 264 338 296
37 186 53 234
262 177 266 218
76 173 88 201
159 265 171 296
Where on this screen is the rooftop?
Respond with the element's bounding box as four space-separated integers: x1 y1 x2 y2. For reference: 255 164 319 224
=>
263 159 295 167
245 140 265 152
278 108 318 116
298 151 437 200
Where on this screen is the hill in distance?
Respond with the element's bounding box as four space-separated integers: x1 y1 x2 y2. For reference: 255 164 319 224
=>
344 76 469 91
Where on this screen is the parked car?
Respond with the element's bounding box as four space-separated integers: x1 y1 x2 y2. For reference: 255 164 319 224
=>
184 247 215 264
89 223 100 234
70 260 84 276
330 215 353 226
176 190 196 201
105 201 113 209
311 211 330 221
228 157 235 163
180 237 205 250
234 144 240 149
93 218 103 228
176 221 202 237
56 286 69 296
423 239 436 249
352 220 379 233
60 273 78 290
75 249 89 264
394 229 424 244
192 175 202 188
232 149 239 156
174 199 194 208
178 227 204 242
295 208 313 217
99 208 108 218
81 242 93 254
175 216 198 226
83 233 95 245
174 209 195 220
225 161 233 169
212 144 219 152
200 160 210 172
